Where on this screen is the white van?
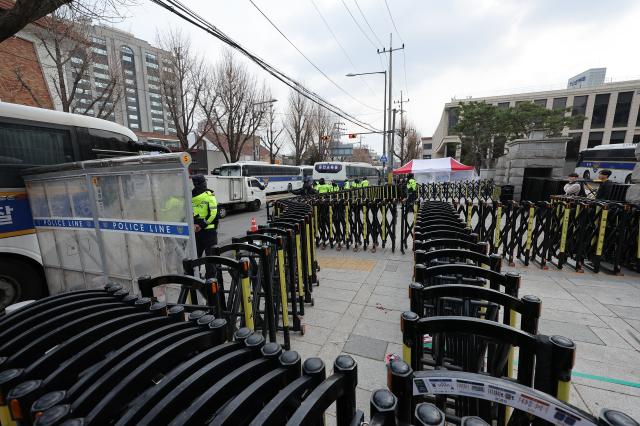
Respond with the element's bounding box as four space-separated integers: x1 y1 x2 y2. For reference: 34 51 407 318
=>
205 175 266 218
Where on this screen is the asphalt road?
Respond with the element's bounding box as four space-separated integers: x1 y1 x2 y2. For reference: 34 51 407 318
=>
216 202 269 245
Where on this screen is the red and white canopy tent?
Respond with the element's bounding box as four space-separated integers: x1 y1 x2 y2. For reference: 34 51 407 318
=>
393 157 476 183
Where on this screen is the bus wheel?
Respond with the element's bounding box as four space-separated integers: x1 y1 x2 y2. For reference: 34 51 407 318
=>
583 170 591 179
0 258 45 311
250 199 261 211
626 174 632 184
218 206 227 219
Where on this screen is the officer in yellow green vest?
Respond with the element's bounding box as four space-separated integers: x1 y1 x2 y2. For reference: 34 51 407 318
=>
191 174 218 277
316 178 331 194
406 172 418 203
361 178 369 187
332 181 340 192
352 178 361 189
343 179 351 190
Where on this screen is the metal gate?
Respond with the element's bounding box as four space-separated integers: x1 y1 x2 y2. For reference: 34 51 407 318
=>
22 153 196 296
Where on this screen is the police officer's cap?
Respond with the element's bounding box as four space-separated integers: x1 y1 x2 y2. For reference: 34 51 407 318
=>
192 174 206 185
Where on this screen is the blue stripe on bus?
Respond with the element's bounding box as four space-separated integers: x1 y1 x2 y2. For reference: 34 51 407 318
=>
256 176 302 182
578 161 635 170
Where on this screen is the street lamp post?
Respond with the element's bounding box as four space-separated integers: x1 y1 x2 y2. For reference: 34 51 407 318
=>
251 99 277 161
346 71 387 175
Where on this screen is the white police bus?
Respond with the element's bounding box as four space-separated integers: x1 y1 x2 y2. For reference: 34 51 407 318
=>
0 102 168 310
575 144 637 184
218 161 303 194
313 161 379 188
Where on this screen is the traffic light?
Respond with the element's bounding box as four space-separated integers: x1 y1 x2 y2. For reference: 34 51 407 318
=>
348 133 356 139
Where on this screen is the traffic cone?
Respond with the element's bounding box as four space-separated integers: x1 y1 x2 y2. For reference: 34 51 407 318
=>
250 217 257 232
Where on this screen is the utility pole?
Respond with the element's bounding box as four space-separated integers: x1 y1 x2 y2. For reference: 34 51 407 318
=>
378 33 404 174
391 108 397 169
394 90 409 165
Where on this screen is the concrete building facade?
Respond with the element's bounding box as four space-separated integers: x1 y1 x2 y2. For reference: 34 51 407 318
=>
420 136 433 159
432 76 640 169
0 14 179 146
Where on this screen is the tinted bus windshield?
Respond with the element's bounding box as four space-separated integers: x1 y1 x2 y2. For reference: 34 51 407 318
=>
219 165 242 176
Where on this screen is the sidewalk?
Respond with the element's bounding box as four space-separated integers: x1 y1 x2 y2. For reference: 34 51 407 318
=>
287 246 640 423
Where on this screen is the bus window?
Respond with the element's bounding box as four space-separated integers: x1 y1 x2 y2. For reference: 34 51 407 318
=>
78 127 136 160
220 165 241 176
0 122 74 188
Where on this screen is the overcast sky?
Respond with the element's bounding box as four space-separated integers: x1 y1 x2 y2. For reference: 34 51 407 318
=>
114 0 640 155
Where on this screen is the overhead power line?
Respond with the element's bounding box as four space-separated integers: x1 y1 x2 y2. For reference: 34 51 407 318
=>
339 0 386 69
307 0 378 99
383 0 404 44
352 0 384 46
248 0 379 112
148 0 379 132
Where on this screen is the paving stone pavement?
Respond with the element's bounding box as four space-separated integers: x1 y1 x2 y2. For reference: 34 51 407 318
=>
287 247 640 423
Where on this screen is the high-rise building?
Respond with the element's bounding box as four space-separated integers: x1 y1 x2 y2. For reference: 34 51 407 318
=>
432 71 640 169
0 16 179 146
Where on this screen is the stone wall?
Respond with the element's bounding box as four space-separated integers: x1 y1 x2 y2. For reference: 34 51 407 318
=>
494 137 568 200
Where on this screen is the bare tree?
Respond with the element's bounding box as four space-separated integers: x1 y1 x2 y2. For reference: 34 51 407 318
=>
158 29 213 151
310 104 333 162
207 50 267 163
20 7 121 118
393 116 420 165
285 89 313 165
261 98 283 164
1 0 136 44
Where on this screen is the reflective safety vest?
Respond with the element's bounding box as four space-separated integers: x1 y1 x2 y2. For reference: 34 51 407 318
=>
192 190 218 230
317 184 331 194
407 178 417 192
343 181 351 190
332 185 339 192
160 196 185 222
361 179 369 187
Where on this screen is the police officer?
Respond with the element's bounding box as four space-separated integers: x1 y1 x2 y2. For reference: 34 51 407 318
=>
191 175 218 277
343 178 351 190
332 181 340 192
317 178 331 194
361 177 369 188
406 173 418 204
352 178 361 189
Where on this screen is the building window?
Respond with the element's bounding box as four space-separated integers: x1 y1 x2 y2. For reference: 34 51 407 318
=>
613 91 633 128
91 47 107 56
127 105 137 111
423 143 432 150
92 36 106 45
587 131 603 148
447 107 459 134
565 133 582 160
534 99 547 108
130 123 139 129
149 93 161 99
552 97 567 111
497 102 510 109
634 134 640 144
152 117 164 123
148 75 160 83
128 114 139 120
571 95 588 129
153 125 165 132
590 93 610 129
126 87 136 93
610 130 626 144
515 100 528 106
145 52 158 63
94 63 108 70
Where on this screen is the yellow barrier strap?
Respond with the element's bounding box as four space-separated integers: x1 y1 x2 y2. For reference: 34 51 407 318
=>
305 223 312 278
295 235 305 296
494 205 502 248
526 207 535 250
560 206 570 253
596 209 608 256
556 380 571 403
277 249 289 327
402 343 411 365
241 276 254 330
329 206 334 240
